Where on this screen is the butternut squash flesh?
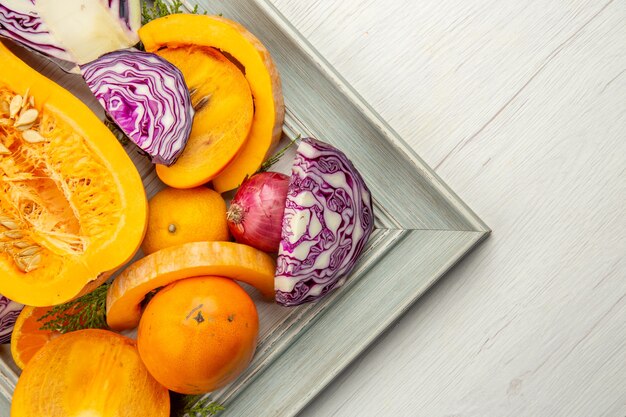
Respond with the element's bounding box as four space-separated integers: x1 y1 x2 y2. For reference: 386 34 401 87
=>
139 14 284 192
155 46 253 188
0 42 147 306
107 241 276 330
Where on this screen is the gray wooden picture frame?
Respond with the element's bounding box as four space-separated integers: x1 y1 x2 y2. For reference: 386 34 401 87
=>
0 0 489 415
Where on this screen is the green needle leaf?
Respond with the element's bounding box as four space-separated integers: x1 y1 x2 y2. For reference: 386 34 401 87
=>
258 134 301 173
38 283 110 333
173 394 225 417
142 0 205 25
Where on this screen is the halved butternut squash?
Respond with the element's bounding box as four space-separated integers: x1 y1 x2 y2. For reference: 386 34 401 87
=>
139 14 285 192
106 241 276 330
0 42 147 306
155 46 254 188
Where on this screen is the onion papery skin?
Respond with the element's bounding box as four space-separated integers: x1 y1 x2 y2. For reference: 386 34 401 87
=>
81 49 194 165
228 172 290 253
275 138 374 306
0 295 23 344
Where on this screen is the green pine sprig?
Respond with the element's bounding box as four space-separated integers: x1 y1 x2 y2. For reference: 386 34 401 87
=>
38 283 110 333
258 134 301 173
174 395 225 417
142 0 204 25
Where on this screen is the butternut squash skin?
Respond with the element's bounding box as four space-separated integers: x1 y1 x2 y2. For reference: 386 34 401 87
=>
155 46 254 188
107 241 276 330
0 42 147 306
140 14 285 192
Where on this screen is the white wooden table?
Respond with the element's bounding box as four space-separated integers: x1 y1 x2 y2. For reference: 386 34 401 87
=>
267 1 626 416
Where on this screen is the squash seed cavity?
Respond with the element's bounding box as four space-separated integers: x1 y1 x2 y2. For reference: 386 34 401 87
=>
0 86 124 273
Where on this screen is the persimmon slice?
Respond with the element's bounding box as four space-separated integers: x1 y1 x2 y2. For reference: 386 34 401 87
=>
10 306 57 370
11 329 169 417
155 46 253 188
140 14 284 192
106 241 276 330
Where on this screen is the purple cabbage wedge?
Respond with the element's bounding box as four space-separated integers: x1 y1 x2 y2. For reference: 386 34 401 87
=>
275 138 374 306
0 1 73 63
0 295 23 344
82 49 194 165
0 0 141 66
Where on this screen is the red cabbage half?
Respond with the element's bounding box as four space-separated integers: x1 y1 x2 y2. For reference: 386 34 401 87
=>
0 0 141 65
275 138 374 306
81 49 194 165
0 1 73 63
0 295 23 344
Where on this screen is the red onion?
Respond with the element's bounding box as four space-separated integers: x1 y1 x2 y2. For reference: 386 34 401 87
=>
227 172 290 253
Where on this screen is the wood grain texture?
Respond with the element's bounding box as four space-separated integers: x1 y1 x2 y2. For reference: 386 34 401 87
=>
0 0 622 414
265 0 626 416
0 0 490 414
224 230 487 416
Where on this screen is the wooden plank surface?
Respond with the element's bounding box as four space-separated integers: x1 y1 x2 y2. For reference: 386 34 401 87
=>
265 0 626 416
1 0 491 413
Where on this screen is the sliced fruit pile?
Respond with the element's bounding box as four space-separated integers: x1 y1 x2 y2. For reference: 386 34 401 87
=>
140 14 285 192
0 2 374 415
153 45 254 188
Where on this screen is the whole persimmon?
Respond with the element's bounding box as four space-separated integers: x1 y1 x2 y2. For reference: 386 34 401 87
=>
137 276 259 394
141 187 230 255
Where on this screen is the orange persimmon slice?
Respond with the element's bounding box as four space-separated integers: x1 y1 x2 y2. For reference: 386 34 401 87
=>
11 329 169 417
10 306 58 370
140 14 284 192
155 46 254 188
106 241 276 330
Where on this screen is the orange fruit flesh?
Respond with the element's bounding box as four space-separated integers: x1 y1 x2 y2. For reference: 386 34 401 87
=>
155 46 254 189
10 306 59 370
137 276 259 394
11 329 170 417
106 241 276 331
0 43 147 307
139 14 284 192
